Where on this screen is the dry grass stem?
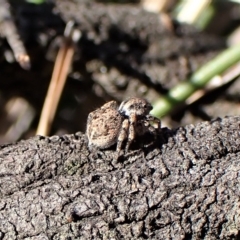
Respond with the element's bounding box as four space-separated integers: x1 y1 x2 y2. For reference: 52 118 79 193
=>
141 0 174 13
36 21 81 136
0 0 31 69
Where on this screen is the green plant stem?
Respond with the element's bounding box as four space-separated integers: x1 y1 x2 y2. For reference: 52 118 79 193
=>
151 43 240 118
26 0 45 4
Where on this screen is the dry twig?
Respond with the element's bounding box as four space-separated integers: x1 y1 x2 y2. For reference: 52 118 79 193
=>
36 21 81 136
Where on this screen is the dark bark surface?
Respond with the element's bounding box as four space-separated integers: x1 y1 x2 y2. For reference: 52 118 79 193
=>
0 115 240 239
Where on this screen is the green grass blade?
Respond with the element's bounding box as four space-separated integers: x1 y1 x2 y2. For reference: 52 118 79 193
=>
151 43 240 117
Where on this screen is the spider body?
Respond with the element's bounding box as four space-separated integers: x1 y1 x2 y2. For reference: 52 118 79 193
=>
117 98 155 151
86 98 161 153
86 101 123 151
118 97 153 118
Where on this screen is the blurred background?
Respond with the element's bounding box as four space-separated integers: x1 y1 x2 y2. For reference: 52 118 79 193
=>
1 0 240 144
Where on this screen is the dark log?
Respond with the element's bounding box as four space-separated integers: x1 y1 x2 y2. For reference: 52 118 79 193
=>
0 115 240 239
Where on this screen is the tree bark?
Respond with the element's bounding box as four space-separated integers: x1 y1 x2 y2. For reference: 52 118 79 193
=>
0 116 239 239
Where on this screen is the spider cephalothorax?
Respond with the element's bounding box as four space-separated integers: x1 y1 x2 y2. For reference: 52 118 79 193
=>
118 98 153 119
86 98 161 153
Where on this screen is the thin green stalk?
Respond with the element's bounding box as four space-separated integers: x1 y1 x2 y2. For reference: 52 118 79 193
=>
174 0 212 27
26 0 45 4
151 43 240 118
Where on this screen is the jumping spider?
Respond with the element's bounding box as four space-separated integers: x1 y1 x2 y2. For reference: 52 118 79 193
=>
86 97 161 153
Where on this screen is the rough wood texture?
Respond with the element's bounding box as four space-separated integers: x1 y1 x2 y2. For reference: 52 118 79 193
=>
0 116 240 239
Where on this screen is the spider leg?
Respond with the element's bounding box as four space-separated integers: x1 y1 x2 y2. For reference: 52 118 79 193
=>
145 115 161 130
116 119 129 153
125 113 137 152
139 115 161 137
143 121 157 135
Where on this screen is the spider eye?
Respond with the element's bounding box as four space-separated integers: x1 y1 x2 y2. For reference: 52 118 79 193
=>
128 104 134 110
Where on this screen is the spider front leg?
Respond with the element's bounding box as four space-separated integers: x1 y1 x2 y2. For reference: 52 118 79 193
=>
125 113 137 152
135 115 161 138
144 115 161 133
116 118 129 154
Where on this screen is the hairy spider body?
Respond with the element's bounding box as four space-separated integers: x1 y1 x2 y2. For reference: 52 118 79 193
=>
117 98 160 151
118 97 153 118
86 101 123 150
86 98 161 153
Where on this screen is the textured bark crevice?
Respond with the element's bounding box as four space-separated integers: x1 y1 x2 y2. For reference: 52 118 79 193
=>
0 116 240 239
